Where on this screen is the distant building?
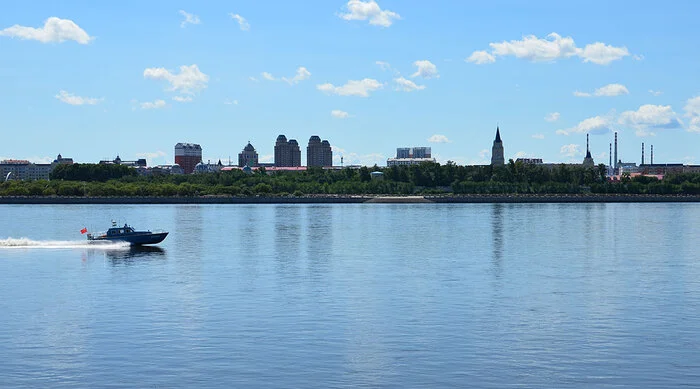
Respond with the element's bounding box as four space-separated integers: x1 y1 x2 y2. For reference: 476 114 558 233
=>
370 171 384 180
99 155 147 167
387 147 435 166
193 160 221 174
0 154 73 181
54 154 73 165
238 142 259 167
411 147 431 158
582 134 595 167
515 158 543 164
175 143 202 174
307 135 332 167
491 126 504 166
150 165 184 175
274 134 301 167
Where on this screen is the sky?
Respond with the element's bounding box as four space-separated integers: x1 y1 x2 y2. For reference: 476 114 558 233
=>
1 0 699 167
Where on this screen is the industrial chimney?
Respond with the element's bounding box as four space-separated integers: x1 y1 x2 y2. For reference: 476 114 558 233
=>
614 132 618 170
641 142 645 165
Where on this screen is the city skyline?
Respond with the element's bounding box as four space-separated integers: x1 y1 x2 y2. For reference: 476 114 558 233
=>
2 1 699 167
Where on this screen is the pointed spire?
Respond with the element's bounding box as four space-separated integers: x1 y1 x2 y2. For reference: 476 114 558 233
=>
585 134 592 158
495 126 502 142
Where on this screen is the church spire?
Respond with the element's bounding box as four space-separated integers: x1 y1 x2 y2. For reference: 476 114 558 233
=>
491 125 505 166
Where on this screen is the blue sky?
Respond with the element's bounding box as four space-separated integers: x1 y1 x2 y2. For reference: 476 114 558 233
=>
1 0 699 167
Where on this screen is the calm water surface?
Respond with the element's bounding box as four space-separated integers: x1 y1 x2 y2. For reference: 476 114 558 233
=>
0 203 699 388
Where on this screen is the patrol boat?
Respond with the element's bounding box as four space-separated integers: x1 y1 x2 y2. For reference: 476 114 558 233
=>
87 221 168 246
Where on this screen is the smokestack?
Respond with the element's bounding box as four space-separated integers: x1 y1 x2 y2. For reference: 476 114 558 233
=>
642 142 645 165
609 143 612 167
614 132 618 169
651 145 654 165
586 134 590 153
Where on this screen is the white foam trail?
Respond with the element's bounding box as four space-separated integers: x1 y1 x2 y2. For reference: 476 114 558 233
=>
0 238 130 250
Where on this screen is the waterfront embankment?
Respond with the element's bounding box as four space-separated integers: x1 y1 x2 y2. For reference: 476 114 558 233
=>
2 194 700 204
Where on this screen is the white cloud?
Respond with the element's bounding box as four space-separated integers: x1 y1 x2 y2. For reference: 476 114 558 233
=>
230 13 250 31
172 96 192 103
618 104 682 136
376 61 392 71
55 90 101 106
135 151 167 161
282 67 311 85
394 77 425 92
427 134 450 143
0 155 55 164
144 64 209 95
513 151 530 159
249 76 259 82
339 0 401 27
595 83 629 96
560 144 582 157
0 17 93 44
467 33 629 65
684 96 700 133
649 90 663 96
545 112 560 122
224 99 238 105
574 83 629 97
478 149 489 159
140 100 167 110
332 146 386 166
490 33 579 62
317 78 383 97
259 154 274 163
466 50 496 65
261 67 312 85
557 115 612 136
411 60 439 79
179 10 200 28
532 134 545 139
331 110 351 118
578 42 630 65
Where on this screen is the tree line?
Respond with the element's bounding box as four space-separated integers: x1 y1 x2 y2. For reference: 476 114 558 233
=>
1 161 700 196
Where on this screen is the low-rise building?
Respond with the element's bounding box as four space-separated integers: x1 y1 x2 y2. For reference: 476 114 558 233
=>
1 154 73 181
99 155 147 167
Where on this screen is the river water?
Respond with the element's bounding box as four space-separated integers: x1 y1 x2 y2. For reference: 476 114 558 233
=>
0 203 699 388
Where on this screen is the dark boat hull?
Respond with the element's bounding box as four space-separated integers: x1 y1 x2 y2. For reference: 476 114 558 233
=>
89 232 168 246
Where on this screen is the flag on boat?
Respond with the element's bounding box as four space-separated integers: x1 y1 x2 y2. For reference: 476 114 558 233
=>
80 227 88 234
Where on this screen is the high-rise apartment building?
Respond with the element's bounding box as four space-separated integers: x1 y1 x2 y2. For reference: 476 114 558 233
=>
238 142 259 167
175 143 202 174
307 135 332 167
274 135 301 167
386 147 435 166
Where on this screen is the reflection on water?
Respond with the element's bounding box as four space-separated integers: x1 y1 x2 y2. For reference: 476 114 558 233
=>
83 246 166 264
491 203 503 278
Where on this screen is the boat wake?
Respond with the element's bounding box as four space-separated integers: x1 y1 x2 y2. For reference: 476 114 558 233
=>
0 238 130 250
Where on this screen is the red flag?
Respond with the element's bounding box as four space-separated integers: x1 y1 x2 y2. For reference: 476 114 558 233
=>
80 228 88 234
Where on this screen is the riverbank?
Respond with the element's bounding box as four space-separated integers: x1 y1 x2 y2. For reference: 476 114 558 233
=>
2 194 700 204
